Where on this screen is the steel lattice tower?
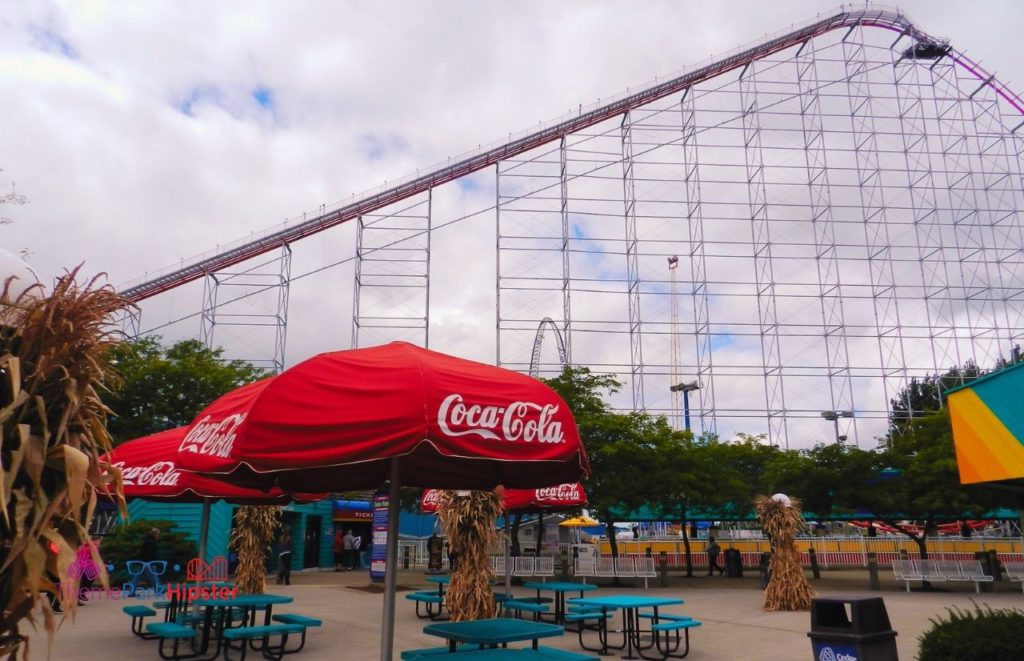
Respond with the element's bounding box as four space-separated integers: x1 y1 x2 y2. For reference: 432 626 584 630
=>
120 8 1024 448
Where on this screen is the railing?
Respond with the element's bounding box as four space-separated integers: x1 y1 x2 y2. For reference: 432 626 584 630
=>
589 536 1024 568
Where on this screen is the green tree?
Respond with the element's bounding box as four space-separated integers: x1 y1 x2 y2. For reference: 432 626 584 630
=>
860 409 998 562
105 337 265 444
889 363 982 434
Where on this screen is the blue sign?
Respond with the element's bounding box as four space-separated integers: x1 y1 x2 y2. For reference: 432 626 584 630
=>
370 485 390 583
812 641 858 661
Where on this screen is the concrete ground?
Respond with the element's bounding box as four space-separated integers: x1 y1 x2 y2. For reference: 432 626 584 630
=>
30 567 1024 660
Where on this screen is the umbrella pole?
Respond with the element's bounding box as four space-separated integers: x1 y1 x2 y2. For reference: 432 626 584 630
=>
504 517 511 599
380 460 401 661
198 499 212 562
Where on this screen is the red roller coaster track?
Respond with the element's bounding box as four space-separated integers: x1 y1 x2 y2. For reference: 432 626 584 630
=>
120 7 1024 303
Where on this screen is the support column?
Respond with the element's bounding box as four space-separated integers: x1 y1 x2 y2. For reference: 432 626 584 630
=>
796 39 856 444
621 110 645 410
559 135 573 364
739 60 787 447
843 25 908 421
681 89 716 436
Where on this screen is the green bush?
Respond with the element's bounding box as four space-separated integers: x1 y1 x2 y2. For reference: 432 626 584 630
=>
98 520 197 586
918 603 1024 661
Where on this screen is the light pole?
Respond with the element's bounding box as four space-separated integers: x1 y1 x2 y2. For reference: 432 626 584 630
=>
670 381 701 432
820 410 853 446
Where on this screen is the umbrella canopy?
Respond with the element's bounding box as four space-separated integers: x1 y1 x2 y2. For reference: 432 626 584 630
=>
177 342 589 492
105 427 324 504
420 483 586 514
559 514 600 527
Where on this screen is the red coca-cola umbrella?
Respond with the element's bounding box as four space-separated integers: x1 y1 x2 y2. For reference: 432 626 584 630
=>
177 342 588 660
177 342 588 492
104 427 324 559
420 483 587 514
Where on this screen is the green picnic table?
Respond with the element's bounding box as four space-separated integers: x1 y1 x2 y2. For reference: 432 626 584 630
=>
423 617 564 652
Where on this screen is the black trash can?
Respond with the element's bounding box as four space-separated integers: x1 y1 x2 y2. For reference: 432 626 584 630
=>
724 548 743 578
808 596 898 661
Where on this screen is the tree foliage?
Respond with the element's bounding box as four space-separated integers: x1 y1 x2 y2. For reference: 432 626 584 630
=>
105 337 265 444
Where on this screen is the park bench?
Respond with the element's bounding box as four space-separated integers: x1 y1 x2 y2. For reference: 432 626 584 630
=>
535 557 555 579
123 604 158 639
271 613 322 652
221 623 304 661
1003 561 1024 592
574 558 596 579
890 559 923 592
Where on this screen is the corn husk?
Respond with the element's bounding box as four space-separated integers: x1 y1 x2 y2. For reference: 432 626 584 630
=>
1 268 129 658
228 505 280 595
755 494 816 612
435 490 503 622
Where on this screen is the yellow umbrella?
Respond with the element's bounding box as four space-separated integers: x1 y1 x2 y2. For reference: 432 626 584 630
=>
559 515 600 527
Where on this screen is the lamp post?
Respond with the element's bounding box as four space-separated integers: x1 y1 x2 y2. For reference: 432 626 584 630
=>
820 410 853 446
670 381 701 432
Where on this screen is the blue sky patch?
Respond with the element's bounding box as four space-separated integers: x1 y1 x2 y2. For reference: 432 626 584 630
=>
252 87 274 110
28 25 77 59
358 133 408 161
177 86 223 117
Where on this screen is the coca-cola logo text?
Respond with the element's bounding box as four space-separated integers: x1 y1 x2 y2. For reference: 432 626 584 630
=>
423 490 441 505
534 483 582 502
114 461 181 487
437 394 564 444
179 414 246 458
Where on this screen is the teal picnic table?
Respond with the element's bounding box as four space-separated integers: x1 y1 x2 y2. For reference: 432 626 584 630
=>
425 574 450 598
192 592 295 657
408 649 596 660
567 595 683 660
423 617 564 652
522 582 598 624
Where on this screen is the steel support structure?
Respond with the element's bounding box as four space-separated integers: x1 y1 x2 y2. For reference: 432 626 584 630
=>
796 38 856 446
681 89 716 436
199 243 291 372
122 9 1024 448
352 192 432 348
621 110 645 410
843 25 909 423
740 60 787 447
892 46 961 387
930 55 1002 373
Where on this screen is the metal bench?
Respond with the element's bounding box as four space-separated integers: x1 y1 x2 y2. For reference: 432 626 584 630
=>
891 559 923 592
407 591 445 619
1003 561 1024 592
636 557 657 589
271 613 321 652
503 599 550 621
958 560 994 593
221 623 305 661
123 604 158 639
145 622 198 661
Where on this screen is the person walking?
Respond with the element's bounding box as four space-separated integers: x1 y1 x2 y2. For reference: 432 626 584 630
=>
707 536 724 576
332 527 345 571
276 529 293 585
343 529 356 570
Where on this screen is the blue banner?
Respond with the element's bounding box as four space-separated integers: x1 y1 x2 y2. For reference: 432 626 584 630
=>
370 486 389 583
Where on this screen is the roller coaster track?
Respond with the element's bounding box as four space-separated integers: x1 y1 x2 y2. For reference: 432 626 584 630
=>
120 6 1024 303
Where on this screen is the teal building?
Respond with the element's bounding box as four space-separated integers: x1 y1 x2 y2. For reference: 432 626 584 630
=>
126 499 336 570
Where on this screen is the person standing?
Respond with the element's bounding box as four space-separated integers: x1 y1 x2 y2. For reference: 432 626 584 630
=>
706 536 723 576
343 529 356 570
332 527 345 571
276 529 293 585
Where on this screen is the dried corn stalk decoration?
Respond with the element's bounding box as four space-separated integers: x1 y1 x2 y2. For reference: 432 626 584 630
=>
755 493 815 611
229 505 281 595
1 268 128 658
435 490 503 622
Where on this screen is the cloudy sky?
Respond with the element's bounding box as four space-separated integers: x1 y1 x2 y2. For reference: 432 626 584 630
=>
3 1 1023 444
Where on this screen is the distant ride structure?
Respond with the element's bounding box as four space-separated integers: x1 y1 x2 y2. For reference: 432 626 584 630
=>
119 8 1024 448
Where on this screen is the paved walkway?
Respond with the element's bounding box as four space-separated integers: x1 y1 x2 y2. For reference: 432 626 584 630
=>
32 568 1024 659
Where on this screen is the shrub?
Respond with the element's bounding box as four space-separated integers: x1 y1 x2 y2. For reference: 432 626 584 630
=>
99 520 197 586
918 603 1024 661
